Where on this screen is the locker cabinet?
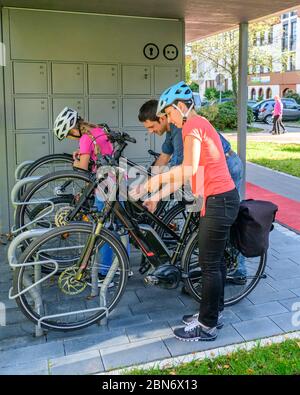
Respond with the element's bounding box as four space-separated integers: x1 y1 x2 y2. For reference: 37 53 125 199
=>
15 98 49 129
52 63 84 94
53 136 79 155
88 98 119 128
15 133 49 164
154 66 181 95
53 98 85 120
122 66 151 95
122 98 148 128
123 130 150 160
88 64 118 95
13 62 48 94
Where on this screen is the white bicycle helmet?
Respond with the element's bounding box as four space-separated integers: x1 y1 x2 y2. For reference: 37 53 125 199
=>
53 107 79 141
156 81 194 119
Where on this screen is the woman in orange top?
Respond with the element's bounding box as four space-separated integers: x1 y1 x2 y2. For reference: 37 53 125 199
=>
131 82 240 341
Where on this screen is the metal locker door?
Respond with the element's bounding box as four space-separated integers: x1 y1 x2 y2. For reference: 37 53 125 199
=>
15 133 49 164
88 98 119 128
122 66 151 95
52 63 84 94
15 98 49 129
123 98 149 128
154 66 181 95
53 98 85 119
13 62 48 94
88 64 118 94
123 130 150 161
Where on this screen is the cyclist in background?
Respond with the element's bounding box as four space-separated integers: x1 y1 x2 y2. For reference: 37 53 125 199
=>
131 82 240 342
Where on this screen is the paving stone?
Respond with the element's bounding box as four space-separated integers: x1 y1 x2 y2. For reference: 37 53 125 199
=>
101 338 171 371
266 277 300 291
135 288 181 303
233 301 288 321
269 311 300 332
291 288 300 297
148 308 189 322
0 321 36 341
0 360 49 375
247 289 296 304
46 322 110 342
232 317 282 341
163 324 244 357
0 341 65 368
49 350 104 375
116 291 141 307
64 329 129 355
130 299 184 315
125 321 173 342
279 297 300 311
0 334 46 352
108 313 151 330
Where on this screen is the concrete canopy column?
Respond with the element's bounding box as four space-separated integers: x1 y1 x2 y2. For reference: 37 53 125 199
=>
237 22 249 199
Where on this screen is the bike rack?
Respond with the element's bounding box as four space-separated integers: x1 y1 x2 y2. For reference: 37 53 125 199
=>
10 176 59 235
14 160 34 181
7 231 112 336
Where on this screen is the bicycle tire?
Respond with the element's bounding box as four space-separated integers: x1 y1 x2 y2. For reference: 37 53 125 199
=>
15 169 93 233
13 222 129 331
181 231 267 306
21 153 73 179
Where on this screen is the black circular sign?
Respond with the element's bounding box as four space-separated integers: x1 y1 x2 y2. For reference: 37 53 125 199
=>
143 43 159 60
163 44 178 61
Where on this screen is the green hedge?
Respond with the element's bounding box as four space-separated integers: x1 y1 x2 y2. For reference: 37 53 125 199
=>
198 101 254 130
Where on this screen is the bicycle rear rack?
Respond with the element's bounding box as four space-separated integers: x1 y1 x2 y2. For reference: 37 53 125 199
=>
14 160 34 181
7 230 117 335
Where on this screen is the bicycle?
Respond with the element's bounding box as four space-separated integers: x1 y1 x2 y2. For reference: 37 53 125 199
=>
12 150 267 331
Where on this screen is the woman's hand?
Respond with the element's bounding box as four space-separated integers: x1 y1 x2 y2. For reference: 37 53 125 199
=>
145 174 161 194
143 198 158 213
129 183 148 201
73 149 80 161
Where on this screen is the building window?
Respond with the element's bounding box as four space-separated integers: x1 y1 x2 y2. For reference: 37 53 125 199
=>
260 65 264 74
282 13 289 19
258 88 264 99
251 88 256 100
289 53 296 71
290 11 297 17
266 87 272 99
283 88 290 97
290 20 297 51
260 32 265 46
282 23 289 51
268 27 274 44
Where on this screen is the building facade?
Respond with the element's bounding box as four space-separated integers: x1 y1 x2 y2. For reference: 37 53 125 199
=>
190 8 300 100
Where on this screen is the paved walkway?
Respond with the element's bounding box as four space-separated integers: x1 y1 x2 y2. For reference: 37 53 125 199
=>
1 164 300 374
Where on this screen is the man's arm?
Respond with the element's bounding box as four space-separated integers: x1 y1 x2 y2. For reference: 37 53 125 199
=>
151 153 171 174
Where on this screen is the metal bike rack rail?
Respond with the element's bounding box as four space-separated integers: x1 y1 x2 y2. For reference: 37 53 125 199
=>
10 176 59 235
14 160 34 181
8 232 112 335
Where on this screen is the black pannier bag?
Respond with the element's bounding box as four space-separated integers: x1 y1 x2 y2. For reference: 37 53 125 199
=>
230 199 278 258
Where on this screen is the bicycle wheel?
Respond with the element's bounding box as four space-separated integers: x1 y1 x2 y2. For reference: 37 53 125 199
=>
21 154 73 179
181 231 267 306
157 203 198 250
13 223 129 331
15 169 94 233
18 154 74 198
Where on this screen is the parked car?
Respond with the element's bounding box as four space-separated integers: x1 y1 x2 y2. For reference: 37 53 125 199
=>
256 98 300 124
247 100 257 108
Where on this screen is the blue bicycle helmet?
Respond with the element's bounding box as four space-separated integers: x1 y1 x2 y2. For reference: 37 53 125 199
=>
156 81 194 117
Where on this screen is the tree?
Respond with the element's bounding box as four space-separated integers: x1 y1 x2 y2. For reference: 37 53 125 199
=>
191 17 288 100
